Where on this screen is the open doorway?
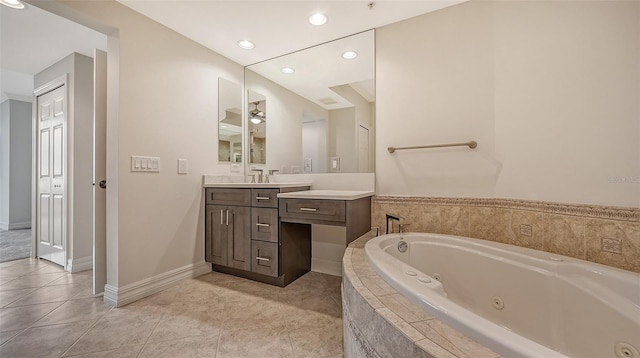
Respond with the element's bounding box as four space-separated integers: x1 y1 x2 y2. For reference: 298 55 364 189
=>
0 3 106 283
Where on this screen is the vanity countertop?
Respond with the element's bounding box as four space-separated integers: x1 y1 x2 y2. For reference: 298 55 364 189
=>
277 190 375 201
203 182 312 188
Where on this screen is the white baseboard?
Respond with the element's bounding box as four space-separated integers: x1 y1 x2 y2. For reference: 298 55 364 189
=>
312 258 342 277
0 221 31 230
104 261 212 307
66 256 92 273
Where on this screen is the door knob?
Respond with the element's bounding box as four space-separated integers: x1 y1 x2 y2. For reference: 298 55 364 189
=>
98 180 107 189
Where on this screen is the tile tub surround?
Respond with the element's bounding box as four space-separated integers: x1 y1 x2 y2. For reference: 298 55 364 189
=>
372 196 640 273
1 257 344 358
342 232 500 358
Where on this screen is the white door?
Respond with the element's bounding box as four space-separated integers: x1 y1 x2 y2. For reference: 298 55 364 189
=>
36 85 66 266
358 125 369 172
93 49 107 294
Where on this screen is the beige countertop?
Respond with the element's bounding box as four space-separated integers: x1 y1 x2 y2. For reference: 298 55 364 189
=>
277 190 375 201
203 182 311 188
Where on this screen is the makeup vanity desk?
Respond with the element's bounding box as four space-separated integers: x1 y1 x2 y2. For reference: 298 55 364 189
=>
203 183 373 287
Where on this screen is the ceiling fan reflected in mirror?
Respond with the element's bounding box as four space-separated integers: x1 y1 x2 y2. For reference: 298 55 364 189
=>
249 101 265 124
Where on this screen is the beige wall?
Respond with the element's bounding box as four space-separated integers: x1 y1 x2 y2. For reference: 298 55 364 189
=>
376 1 640 208
40 0 244 288
245 69 328 173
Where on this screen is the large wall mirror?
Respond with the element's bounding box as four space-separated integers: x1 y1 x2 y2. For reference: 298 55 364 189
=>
245 30 375 173
218 78 243 163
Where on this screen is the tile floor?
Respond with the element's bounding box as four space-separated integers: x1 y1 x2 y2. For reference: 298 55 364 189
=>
0 258 344 358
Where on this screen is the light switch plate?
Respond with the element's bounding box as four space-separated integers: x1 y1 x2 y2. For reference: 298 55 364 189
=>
131 156 160 173
178 159 188 174
230 163 242 174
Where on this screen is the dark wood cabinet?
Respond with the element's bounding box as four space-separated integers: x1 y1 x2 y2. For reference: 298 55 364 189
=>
205 186 371 286
205 186 310 286
205 203 251 271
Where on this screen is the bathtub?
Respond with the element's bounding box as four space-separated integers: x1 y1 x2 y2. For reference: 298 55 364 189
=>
365 233 640 358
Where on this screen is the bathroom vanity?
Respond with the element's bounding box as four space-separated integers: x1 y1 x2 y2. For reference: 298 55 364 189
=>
204 182 373 287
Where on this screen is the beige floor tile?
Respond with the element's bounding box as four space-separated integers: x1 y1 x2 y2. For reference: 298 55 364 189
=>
218 297 287 331
0 277 16 285
289 318 343 358
46 271 93 286
217 325 293 358
0 272 67 290
138 334 220 358
0 264 42 277
63 311 162 356
147 304 223 343
0 329 21 345
282 293 342 328
0 301 62 332
0 320 93 358
70 285 100 300
29 264 67 275
34 297 112 326
63 345 143 358
0 287 35 308
7 284 86 307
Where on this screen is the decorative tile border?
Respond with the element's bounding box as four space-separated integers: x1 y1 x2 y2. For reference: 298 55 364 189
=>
373 196 640 223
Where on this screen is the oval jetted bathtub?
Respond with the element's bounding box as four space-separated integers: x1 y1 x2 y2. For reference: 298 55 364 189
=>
365 233 640 358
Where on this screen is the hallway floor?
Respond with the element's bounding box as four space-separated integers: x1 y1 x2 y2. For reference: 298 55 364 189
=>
0 229 32 263
0 258 344 358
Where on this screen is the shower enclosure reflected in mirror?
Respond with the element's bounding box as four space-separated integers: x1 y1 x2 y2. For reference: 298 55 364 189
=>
218 78 243 163
248 90 266 165
245 29 375 173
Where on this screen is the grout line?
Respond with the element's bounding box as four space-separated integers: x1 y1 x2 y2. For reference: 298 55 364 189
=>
214 329 223 358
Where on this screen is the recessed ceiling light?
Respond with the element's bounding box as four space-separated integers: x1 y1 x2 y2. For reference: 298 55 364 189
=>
281 67 295 74
342 51 358 60
221 125 227 128
237 40 255 50
308 13 327 26
1 0 26 9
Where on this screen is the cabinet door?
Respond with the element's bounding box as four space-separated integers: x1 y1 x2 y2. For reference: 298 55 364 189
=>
205 205 227 266
227 206 251 271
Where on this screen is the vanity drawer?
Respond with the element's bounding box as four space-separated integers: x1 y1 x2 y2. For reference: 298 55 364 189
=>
279 198 346 223
252 208 279 243
252 241 279 277
251 189 279 208
205 188 251 206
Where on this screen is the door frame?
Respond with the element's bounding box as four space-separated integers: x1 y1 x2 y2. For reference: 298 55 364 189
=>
32 74 69 269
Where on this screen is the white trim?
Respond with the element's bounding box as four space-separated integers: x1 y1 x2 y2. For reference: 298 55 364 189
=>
0 221 31 230
103 261 211 307
312 258 342 277
66 255 92 273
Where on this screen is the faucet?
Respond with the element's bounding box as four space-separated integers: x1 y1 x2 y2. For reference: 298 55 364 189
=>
253 168 264 183
265 169 279 183
386 213 403 234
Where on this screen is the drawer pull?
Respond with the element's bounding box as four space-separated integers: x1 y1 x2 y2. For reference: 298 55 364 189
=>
255 196 270 200
256 223 270 227
255 256 270 262
220 209 224 225
299 207 317 212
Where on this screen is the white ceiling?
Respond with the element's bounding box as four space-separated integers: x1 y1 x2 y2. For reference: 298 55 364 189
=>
117 0 466 66
1 0 466 103
247 30 374 110
0 4 106 100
